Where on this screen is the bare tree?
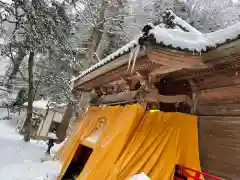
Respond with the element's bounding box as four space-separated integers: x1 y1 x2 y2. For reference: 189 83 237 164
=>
188 0 240 32
0 0 73 141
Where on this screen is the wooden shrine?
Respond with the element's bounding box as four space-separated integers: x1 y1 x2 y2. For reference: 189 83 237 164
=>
73 20 240 179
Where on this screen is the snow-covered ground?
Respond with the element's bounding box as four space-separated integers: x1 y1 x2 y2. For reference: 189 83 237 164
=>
0 109 62 180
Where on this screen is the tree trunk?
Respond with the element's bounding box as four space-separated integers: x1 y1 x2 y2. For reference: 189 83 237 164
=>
56 104 73 142
8 48 26 81
85 0 107 68
23 52 34 142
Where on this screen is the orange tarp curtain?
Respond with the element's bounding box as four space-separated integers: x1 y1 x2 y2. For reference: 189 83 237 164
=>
57 104 201 180
78 104 145 180
55 107 100 162
56 106 124 179
106 111 201 180
56 106 101 178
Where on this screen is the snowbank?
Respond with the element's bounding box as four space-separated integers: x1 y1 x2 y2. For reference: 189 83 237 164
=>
0 161 61 180
0 114 63 180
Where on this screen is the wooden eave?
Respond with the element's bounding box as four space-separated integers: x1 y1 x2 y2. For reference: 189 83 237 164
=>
74 50 145 89
163 39 240 82
74 39 240 91
202 39 240 62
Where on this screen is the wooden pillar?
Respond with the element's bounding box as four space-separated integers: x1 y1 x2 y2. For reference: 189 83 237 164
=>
56 90 92 142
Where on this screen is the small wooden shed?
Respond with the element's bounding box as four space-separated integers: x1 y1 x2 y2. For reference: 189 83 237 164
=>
72 11 240 180
22 100 66 139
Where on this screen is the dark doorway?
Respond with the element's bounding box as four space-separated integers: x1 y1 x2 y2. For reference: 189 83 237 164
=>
155 78 192 113
62 145 93 180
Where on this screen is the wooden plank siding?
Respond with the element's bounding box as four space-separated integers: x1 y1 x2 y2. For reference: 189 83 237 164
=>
198 116 240 180
195 79 240 179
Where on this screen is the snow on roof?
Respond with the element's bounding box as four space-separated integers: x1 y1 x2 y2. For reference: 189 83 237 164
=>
149 27 206 51
149 21 240 52
72 40 138 81
168 10 202 35
73 12 240 82
23 100 66 109
206 23 240 47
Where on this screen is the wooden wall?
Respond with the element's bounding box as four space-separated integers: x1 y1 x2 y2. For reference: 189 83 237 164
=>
193 71 240 180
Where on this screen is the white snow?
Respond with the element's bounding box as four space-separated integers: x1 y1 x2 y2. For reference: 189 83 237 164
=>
72 39 138 81
0 161 61 180
0 38 5 44
0 0 12 4
149 27 207 51
130 173 151 180
149 22 240 51
206 23 240 47
0 56 10 77
23 100 65 110
23 100 51 109
0 111 62 180
73 14 240 81
47 132 58 140
169 11 202 35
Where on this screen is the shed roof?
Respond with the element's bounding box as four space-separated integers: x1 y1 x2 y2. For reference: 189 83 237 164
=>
23 100 66 110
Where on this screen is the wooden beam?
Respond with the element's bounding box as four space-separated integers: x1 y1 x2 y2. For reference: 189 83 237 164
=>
143 88 193 106
144 93 193 106
148 51 208 69
149 66 182 76
202 39 240 62
74 50 147 88
98 91 138 104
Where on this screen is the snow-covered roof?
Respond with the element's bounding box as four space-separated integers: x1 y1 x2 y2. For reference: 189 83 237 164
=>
167 10 202 35
72 40 138 81
148 21 240 52
73 11 240 83
23 100 66 109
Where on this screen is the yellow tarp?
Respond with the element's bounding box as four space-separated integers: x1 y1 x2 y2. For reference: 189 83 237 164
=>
56 104 201 180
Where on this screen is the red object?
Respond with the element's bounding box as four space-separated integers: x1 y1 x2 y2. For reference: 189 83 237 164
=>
174 164 224 180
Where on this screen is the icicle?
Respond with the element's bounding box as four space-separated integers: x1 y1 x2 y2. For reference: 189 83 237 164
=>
127 48 135 72
131 45 141 74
